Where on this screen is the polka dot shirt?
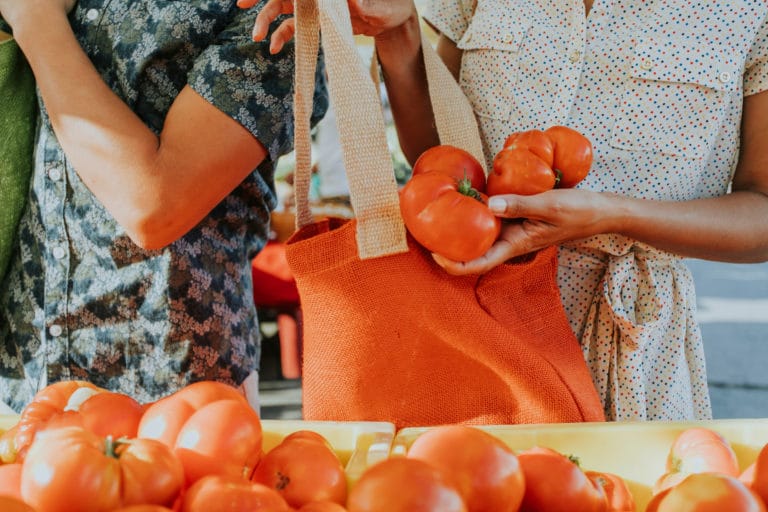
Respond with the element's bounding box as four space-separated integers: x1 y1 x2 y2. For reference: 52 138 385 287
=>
423 0 768 421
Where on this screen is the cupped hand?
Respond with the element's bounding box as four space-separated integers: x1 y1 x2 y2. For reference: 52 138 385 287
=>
433 188 613 275
239 0 416 53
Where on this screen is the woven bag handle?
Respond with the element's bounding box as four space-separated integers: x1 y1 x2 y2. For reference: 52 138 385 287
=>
293 0 485 258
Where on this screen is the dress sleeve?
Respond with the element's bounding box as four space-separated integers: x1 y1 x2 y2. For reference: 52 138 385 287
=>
744 12 768 96
421 0 476 43
187 4 328 163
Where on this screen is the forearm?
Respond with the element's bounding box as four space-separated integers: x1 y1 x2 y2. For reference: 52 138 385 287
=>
12 11 164 226
374 13 439 165
606 190 768 263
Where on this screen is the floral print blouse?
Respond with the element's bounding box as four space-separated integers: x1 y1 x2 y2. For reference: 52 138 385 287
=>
424 0 768 421
0 0 327 412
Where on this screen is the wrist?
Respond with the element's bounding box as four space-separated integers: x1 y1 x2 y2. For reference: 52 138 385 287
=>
10 7 69 48
373 12 422 71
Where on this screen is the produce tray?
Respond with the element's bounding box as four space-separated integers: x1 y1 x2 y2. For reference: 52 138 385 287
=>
0 415 395 487
392 419 768 511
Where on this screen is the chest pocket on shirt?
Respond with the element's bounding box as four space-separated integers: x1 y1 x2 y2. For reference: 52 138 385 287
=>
457 8 532 121
610 38 739 158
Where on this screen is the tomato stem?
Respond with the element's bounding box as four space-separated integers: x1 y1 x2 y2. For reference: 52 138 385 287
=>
457 176 482 202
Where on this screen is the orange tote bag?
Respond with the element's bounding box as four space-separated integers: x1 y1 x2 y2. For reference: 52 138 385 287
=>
285 0 605 428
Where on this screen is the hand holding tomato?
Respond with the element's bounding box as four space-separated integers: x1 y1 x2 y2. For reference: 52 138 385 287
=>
432 187 609 275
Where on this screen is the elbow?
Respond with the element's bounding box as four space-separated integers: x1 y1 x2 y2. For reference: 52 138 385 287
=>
120 205 189 251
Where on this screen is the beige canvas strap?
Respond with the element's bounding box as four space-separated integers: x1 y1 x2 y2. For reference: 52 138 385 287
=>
293 0 484 259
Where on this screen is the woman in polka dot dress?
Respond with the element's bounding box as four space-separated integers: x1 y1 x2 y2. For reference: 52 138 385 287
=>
255 0 768 421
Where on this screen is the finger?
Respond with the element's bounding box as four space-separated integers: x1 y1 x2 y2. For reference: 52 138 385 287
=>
250 0 294 41
488 192 556 220
432 239 515 275
267 18 296 53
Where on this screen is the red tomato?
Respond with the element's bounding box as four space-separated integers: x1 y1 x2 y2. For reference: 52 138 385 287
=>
503 129 555 168
11 380 104 462
654 427 740 495
667 428 740 476
281 430 333 448
0 496 36 512
646 473 765 512
0 463 23 501
412 145 487 193
346 458 467 512
399 172 501 262
544 125 593 188
298 502 348 512
181 475 291 512
487 146 557 196
138 381 262 486
44 392 144 441
740 442 768 504
21 427 184 512
586 471 636 512
406 425 525 512
251 437 347 508
517 447 607 512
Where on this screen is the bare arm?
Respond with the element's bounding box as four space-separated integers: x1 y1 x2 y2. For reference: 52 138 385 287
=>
436 90 768 274
9 7 268 250
249 0 455 165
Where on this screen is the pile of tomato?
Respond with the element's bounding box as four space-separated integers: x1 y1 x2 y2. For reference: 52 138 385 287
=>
2 381 768 512
398 125 593 262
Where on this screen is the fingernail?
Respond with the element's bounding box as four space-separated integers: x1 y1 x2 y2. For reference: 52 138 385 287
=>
488 197 505 213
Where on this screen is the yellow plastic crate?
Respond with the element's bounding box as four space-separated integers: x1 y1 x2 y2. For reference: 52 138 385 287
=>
0 415 395 487
392 419 768 511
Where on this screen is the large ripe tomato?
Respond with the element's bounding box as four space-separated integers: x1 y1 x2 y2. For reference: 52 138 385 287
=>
646 473 766 512
0 496 36 512
399 171 501 262
346 458 467 512
181 474 291 512
7 381 144 464
503 129 555 167
487 145 557 196
405 425 525 512
20 426 184 512
517 446 607 512
251 436 347 508
412 145 487 193
137 381 262 486
11 380 104 462
740 442 768 504
654 427 740 495
586 471 635 512
544 125 593 188
489 126 593 195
